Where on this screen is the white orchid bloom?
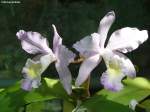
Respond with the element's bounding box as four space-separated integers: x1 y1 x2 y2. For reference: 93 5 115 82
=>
73 11 148 91
16 25 75 94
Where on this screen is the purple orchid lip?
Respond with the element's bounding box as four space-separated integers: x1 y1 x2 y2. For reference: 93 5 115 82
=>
100 71 124 92
21 79 33 91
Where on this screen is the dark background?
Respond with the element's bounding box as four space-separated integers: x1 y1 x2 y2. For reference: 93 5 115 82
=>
0 0 150 91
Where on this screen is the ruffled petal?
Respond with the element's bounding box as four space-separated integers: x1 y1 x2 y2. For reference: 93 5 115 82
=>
21 54 56 91
101 50 136 91
21 79 32 91
21 59 42 90
16 30 52 54
101 70 124 91
114 51 136 78
75 54 101 86
52 24 62 53
55 45 75 94
106 27 148 53
103 50 136 78
98 11 115 48
73 33 101 58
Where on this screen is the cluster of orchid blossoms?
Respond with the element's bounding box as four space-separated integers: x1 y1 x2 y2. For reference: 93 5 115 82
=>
16 11 148 95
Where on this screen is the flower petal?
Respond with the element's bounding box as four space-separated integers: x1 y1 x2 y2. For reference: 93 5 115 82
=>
16 30 52 54
21 59 42 90
103 50 136 78
114 51 136 78
55 45 75 94
52 24 62 53
100 70 124 91
98 11 115 48
55 62 72 94
39 54 56 72
21 79 32 91
75 54 101 86
21 54 56 91
57 45 76 65
101 50 136 91
73 33 101 58
106 27 148 53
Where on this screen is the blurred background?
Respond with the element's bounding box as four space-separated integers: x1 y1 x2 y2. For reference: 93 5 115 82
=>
0 0 150 92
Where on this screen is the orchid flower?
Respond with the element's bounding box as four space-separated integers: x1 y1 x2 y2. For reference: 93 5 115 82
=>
16 25 75 94
73 11 148 91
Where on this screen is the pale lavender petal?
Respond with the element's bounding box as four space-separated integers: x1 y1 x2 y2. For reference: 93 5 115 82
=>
21 54 55 91
55 45 75 94
101 70 124 91
73 33 101 58
52 24 62 53
114 51 136 78
21 79 32 91
55 62 72 94
16 30 52 54
21 59 42 90
56 45 76 66
98 11 115 48
21 78 41 91
102 50 136 78
101 50 136 91
106 27 148 53
34 54 56 72
75 54 101 86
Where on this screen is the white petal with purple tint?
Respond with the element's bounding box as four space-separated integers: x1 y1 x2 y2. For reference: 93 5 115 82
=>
52 24 62 53
101 70 124 91
113 51 136 78
55 45 75 94
21 54 56 91
75 54 101 86
56 45 76 66
101 50 136 91
106 27 148 53
98 11 115 48
55 62 72 94
21 79 32 91
73 33 101 58
16 30 52 54
22 59 42 90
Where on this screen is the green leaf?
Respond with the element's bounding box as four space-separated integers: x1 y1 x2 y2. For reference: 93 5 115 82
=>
43 78 69 100
0 88 4 92
0 92 15 112
63 100 75 112
0 77 70 112
82 96 133 112
123 77 150 90
140 100 150 112
26 99 62 112
25 78 69 103
97 77 150 106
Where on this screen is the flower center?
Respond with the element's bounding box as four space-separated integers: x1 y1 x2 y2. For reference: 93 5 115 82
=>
99 48 108 56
